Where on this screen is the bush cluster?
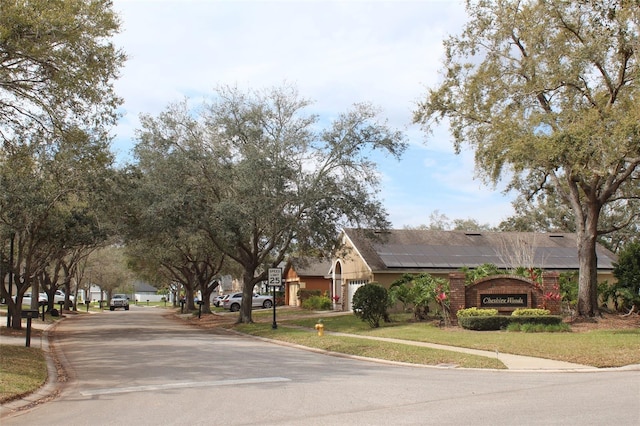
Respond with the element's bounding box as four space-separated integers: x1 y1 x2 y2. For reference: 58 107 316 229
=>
298 289 322 303
301 295 332 311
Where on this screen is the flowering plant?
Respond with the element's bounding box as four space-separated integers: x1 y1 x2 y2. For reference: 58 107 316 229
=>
543 292 561 301
331 295 340 303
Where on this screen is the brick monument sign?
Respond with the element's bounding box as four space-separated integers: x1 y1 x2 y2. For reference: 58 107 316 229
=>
448 272 562 325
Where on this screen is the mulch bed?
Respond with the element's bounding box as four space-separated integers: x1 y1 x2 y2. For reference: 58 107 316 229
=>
565 312 640 332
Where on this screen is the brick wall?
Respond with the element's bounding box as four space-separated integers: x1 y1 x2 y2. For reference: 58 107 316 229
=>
449 272 561 325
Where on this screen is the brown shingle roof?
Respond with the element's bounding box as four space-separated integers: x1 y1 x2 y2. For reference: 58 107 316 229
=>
343 229 617 271
290 258 332 277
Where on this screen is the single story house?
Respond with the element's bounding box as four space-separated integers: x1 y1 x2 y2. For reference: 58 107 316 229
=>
132 281 164 303
283 258 332 307
330 228 618 311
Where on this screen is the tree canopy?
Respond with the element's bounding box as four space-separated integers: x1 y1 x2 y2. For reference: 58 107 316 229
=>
414 0 640 317
0 0 126 142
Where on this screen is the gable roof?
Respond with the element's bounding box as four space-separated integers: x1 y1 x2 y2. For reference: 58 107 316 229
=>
342 228 617 272
133 281 158 293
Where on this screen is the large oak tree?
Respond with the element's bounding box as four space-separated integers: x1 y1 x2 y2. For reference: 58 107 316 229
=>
415 0 640 317
132 85 406 323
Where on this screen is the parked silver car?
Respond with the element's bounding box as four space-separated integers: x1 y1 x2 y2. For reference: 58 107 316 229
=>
222 292 274 312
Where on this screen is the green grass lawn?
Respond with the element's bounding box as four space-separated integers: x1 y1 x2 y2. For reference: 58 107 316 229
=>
245 312 640 368
236 322 506 369
0 345 47 403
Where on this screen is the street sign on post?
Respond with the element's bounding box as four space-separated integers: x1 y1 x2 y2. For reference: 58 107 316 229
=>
267 268 281 329
268 268 282 287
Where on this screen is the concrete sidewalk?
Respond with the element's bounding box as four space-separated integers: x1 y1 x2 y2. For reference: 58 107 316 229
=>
0 315 52 348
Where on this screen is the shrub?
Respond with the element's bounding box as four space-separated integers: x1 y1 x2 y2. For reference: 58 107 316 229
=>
559 271 579 313
456 307 499 317
458 315 510 330
388 273 449 320
301 295 332 311
458 311 563 331
600 242 640 314
511 308 550 316
461 263 503 285
298 289 322 304
352 283 389 328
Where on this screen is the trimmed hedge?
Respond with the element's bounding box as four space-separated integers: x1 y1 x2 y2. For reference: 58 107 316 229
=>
508 315 563 326
511 308 550 316
458 315 563 330
458 316 511 330
455 307 499 317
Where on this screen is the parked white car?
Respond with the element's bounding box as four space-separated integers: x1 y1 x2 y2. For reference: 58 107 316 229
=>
213 295 225 307
16 292 47 306
222 292 274 312
16 290 74 306
52 290 74 304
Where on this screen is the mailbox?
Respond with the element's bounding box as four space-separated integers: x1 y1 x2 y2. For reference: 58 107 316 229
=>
21 309 40 319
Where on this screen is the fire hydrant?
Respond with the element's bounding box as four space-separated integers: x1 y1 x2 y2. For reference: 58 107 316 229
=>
315 319 324 337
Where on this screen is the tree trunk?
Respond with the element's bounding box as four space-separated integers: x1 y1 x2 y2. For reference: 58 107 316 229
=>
576 205 601 317
185 287 196 311
10 297 22 330
237 271 255 324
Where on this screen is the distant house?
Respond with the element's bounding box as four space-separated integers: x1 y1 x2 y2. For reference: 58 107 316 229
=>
132 281 163 303
284 258 332 306
88 285 106 302
330 228 618 311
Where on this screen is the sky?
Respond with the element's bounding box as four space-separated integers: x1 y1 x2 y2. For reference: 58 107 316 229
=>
110 0 516 229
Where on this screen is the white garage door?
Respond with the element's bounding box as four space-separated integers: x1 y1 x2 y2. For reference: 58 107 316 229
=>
347 280 368 311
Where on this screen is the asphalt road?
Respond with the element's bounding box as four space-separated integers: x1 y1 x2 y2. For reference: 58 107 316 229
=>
4 306 639 425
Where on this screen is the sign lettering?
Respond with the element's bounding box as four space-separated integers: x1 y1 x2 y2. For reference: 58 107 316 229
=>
268 268 282 287
480 294 528 308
